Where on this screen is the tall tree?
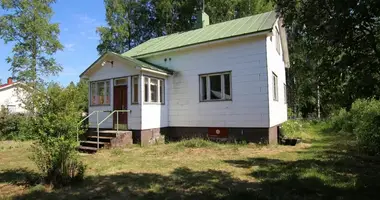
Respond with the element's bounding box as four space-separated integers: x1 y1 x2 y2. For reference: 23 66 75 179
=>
0 0 63 86
277 0 380 116
97 0 275 55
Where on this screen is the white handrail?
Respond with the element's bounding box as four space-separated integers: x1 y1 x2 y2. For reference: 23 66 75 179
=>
96 110 131 149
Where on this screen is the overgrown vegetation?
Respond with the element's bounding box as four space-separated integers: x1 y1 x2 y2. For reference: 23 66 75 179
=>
0 109 33 140
331 99 380 155
1 123 380 199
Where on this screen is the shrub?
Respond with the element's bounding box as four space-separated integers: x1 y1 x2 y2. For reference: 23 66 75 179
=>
280 120 316 141
0 110 35 141
350 99 380 155
28 83 86 186
330 108 353 133
176 138 217 148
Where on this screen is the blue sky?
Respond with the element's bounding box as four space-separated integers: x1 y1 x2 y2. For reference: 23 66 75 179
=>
0 0 107 86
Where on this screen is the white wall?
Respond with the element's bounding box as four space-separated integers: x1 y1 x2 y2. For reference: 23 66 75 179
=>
266 21 288 127
143 35 270 128
87 55 141 129
0 85 27 113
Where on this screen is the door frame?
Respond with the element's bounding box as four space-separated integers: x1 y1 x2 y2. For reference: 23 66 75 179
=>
113 84 128 130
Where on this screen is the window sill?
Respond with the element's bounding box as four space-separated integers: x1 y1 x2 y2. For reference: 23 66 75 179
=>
200 99 232 103
131 103 140 105
90 104 111 107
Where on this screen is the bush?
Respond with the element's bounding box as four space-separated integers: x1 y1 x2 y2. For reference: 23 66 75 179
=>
330 108 353 133
0 109 33 140
176 138 217 148
28 83 86 186
350 99 380 155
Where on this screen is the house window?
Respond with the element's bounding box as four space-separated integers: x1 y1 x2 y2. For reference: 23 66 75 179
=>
7 105 16 113
273 73 278 101
275 27 281 55
91 80 110 105
284 84 287 104
144 76 165 103
131 76 139 104
200 72 232 101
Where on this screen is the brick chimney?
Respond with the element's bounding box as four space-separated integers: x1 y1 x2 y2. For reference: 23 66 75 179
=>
7 77 13 85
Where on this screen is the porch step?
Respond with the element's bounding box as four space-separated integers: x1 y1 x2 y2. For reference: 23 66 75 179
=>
80 141 109 145
87 136 115 140
78 146 98 153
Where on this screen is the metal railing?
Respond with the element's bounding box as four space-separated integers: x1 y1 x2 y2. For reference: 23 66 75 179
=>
96 110 131 149
76 111 111 142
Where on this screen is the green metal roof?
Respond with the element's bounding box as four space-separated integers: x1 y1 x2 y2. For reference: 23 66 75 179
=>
123 11 277 57
80 52 174 77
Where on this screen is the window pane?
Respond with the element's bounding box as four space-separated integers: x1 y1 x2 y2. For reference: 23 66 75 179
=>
91 82 97 105
210 75 222 100
159 79 164 103
144 77 149 102
133 76 139 103
105 81 110 104
98 82 105 104
201 77 207 100
150 78 158 102
273 73 278 101
224 74 231 99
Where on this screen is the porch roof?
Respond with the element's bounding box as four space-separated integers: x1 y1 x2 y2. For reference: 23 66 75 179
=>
79 52 174 78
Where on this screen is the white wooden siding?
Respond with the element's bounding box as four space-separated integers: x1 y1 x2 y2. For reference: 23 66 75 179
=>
266 20 288 126
87 56 141 129
144 36 270 128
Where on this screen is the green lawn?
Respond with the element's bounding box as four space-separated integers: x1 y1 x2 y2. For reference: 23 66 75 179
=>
0 124 379 199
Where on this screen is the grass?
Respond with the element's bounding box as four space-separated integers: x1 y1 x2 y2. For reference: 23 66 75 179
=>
0 123 379 199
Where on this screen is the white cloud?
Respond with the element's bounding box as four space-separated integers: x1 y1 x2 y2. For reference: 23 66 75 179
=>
64 43 76 52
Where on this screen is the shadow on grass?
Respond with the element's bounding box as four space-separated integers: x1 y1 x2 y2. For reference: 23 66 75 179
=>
2 167 267 200
225 132 380 199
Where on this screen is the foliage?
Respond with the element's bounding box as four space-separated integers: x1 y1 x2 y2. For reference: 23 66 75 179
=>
350 99 380 155
29 83 86 186
330 108 353 133
0 0 63 85
176 138 217 148
97 0 275 54
277 0 380 117
280 120 316 141
0 109 33 140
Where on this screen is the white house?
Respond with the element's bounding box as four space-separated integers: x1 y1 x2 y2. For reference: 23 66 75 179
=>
79 11 289 146
0 77 26 113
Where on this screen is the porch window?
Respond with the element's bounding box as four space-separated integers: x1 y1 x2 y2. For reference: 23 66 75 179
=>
91 80 110 105
131 76 139 104
144 76 165 104
200 72 232 101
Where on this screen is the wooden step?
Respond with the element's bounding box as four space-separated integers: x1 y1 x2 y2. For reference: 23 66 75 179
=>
80 141 109 145
78 146 98 151
87 136 115 140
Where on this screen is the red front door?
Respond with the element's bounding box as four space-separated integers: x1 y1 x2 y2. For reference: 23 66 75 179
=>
113 85 128 130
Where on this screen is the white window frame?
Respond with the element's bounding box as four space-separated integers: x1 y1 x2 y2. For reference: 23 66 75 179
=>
273 72 278 101
199 71 232 102
284 83 287 104
143 76 165 104
275 27 281 55
114 78 128 86
90 80 111 106
131 76 139 104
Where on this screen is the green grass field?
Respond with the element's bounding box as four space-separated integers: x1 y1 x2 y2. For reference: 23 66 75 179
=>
0 124 379 199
